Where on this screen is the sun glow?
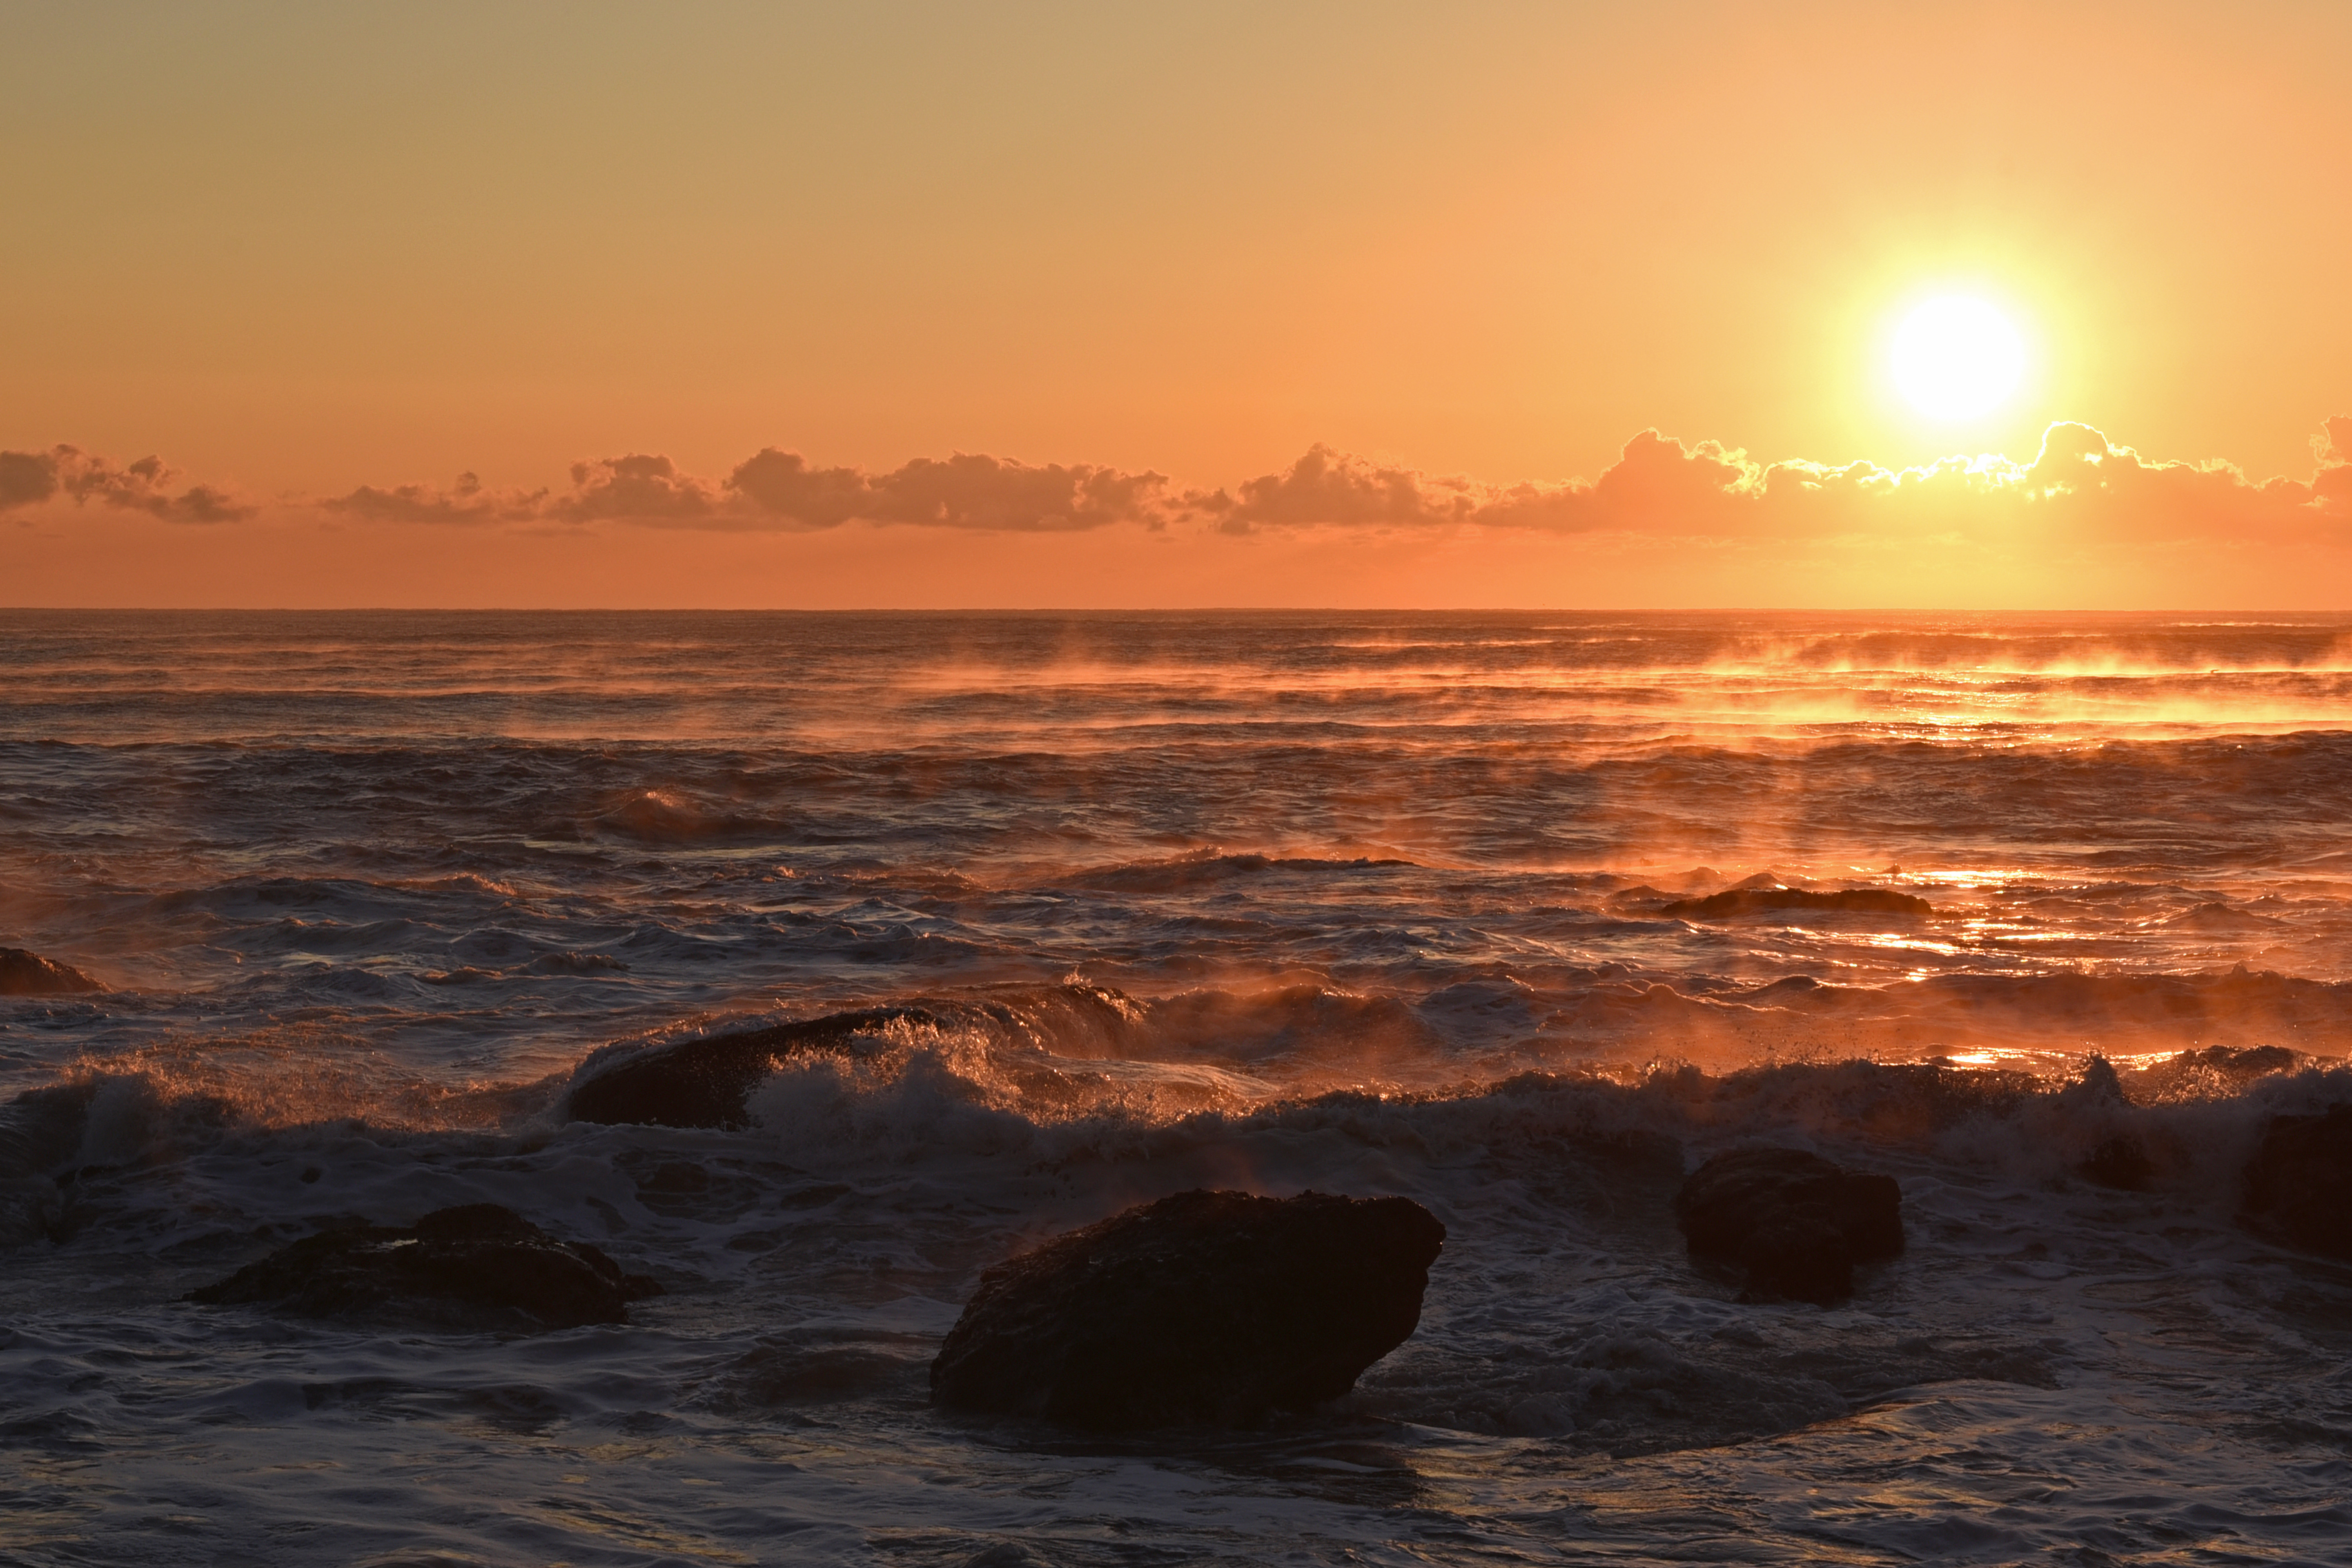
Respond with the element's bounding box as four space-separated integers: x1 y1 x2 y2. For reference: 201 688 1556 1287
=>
1890 296 2027 420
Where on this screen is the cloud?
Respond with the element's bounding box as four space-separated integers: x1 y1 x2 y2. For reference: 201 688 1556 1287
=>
0 449 59 510
2312 416 2352 515
1197 419 2352 543
327 471 549 524
325 454 718 525
0 444 255 521
554 454 720 523
19 419 2352 551
323 448 1181 532
2317 416 2352 468
728 449 1176 531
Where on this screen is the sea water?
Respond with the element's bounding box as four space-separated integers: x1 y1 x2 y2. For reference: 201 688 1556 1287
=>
2 609 2350 1566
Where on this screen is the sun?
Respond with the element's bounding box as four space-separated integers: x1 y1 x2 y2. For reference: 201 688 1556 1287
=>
1889 295 2026 420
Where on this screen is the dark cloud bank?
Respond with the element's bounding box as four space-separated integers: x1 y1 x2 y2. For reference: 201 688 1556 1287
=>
0 445 252 522
7 418 2349 543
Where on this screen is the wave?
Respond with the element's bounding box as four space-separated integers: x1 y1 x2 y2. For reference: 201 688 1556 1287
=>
9 979 2343 1213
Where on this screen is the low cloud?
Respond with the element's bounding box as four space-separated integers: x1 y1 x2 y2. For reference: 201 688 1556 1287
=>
1191 432 1775 535
1195 420 2352 543
15 419 2350 549
327 471 548 524
323 454 721 525
318 448 1177 532
729 449 1174 531
0 444 253 522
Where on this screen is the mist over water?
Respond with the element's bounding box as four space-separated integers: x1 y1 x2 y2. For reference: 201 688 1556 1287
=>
5 610 2351 1566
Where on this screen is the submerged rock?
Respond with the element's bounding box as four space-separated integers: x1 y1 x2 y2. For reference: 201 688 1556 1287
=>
2240 1103 2352 1261
930 1189 1445 1429
1673 1148 1903 1305
0 1176 67 1249
0 1082 104 1247
564 1006 936 1128
1659 888 1934 921
186 1203 662 1332
2080 1134 2156 1192
0 947 104 996
2175 1044 2298 1079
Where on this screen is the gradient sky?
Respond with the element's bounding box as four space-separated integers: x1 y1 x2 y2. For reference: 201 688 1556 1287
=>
5 1 2348 607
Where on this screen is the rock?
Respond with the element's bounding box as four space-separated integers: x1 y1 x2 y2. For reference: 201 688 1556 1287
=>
564 1006 936 1127
0 1081 98 1182
1659 888 1934 920
2239 1103 2352 1260
2080 1134 2155 1191
0 947 104 996
0 1176 67 1249
2176 1044 2297 1079
186 1202 662 1331
962 1547 1051 1568
1673 1148 1903 1305
930 1189 1445 1428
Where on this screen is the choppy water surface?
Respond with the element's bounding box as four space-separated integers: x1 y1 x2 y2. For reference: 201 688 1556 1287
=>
4 610 2352 1566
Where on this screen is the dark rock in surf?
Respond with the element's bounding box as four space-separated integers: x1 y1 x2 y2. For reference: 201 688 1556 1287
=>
185 1202 662 1332
960 1548 1051 1568
564 1006 937 1128
2080 1135 2155 1192
1659 888 1934 921
2239 1103 2352 1261
0 948 104 996
1674 1148 1903 1305
0 1082 100 1245
930 1189 1445 1429
2176 1044 2297 1080
0 1080 99 1179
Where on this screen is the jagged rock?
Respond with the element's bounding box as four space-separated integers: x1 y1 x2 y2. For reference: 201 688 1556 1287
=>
962 1547 1051 1568
564 1007 936 1127
185 1202 662 1332
2176 1044 2297 1079
1674 1148 1903 1305
0 1081 98 1181
0 947 104 996
2240 1103 2352 1260
1659 888 1934 920
930 1189 1445 1428
0 1176 66 1249
2080 1135 2155 1191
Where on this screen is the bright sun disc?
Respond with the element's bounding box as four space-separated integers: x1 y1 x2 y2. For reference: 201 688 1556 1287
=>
1890 296 2025 419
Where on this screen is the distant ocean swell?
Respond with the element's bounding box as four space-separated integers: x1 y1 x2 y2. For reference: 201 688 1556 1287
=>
6 611 2352 1566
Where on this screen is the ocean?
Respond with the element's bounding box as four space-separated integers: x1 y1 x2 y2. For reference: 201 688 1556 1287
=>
3 608 2350 1566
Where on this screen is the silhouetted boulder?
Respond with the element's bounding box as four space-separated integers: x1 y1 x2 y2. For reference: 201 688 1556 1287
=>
1660 888 1933 920
2240 1103 2352 1260
931 1189 1445 1428
0 1082 97 1247
186 1203 662 1332
2080 1134 2155 1191
2176 1044 2297 1079
564 1007 937 1128
0 948 103 996
1674 1148 1903 1305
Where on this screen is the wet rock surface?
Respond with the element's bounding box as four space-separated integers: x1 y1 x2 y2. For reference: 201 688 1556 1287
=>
0 1084 100 1247
1659 888 1934 920
931 1188 1446 1429
2080 1134 2156 1191
2239 1103 2352 1260
1673 1148 1904 1305
0 947 104 996
186 1202 662 1332
563 1007 936 1127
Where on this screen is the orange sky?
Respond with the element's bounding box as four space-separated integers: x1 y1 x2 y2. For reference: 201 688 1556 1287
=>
4 2 2348 607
